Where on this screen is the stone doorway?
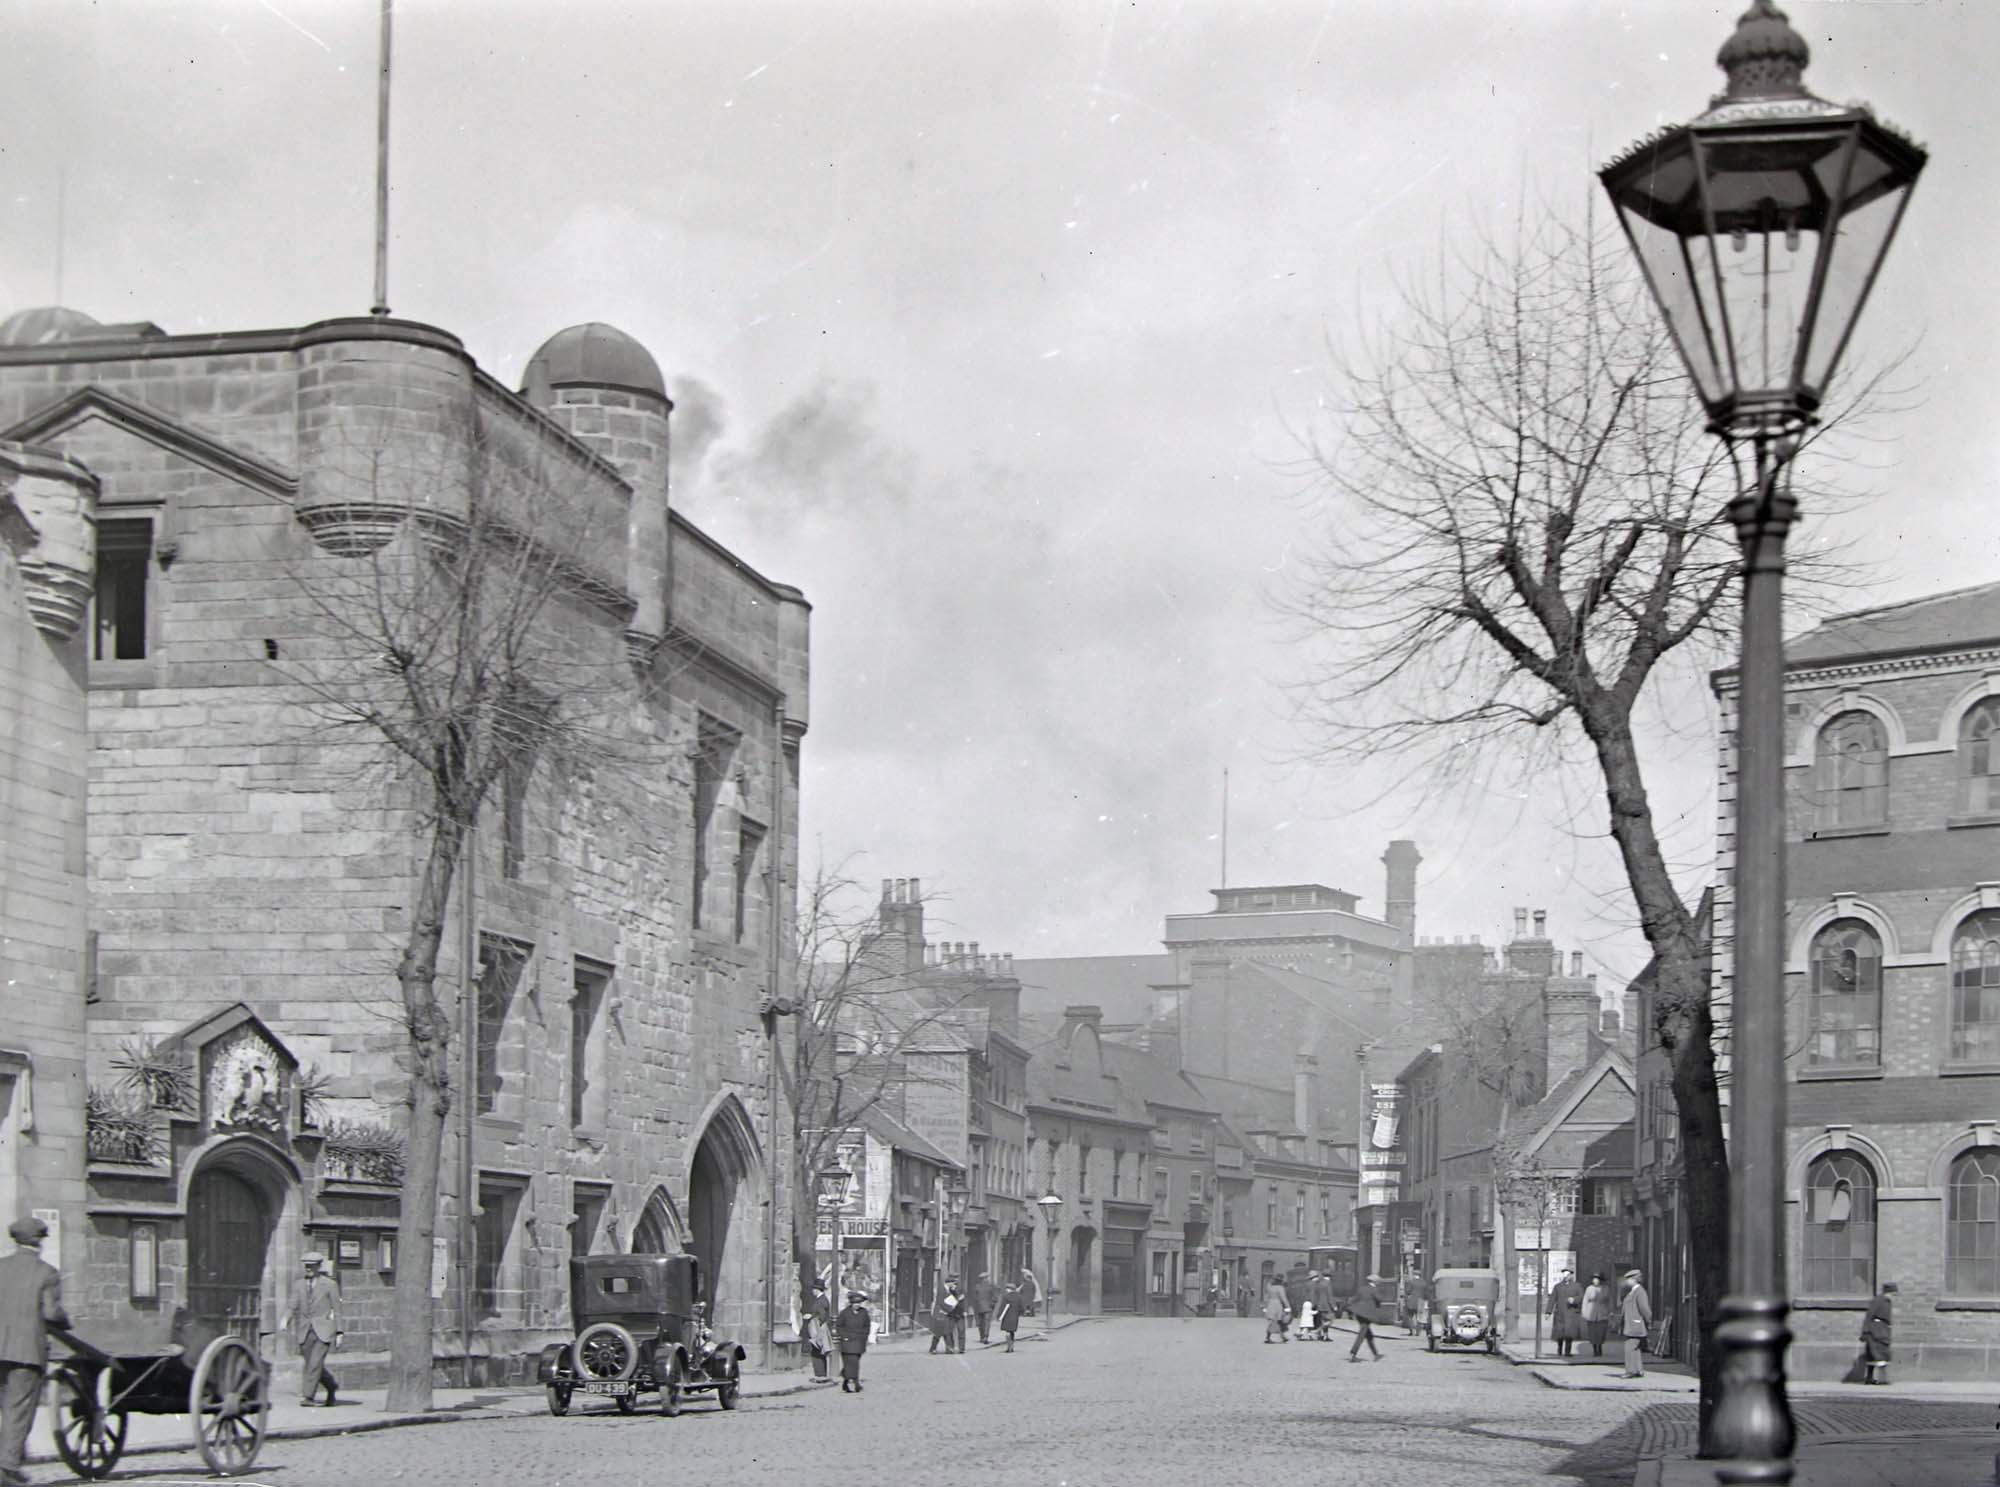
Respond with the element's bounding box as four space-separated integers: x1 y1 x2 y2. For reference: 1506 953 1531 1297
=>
684 1096 763 1339
188 1165 274 1342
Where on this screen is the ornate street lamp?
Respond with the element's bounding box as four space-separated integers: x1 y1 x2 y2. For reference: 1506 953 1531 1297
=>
815 1164 855 1303
1600 4 1924 1482
1036 1190 1063 1335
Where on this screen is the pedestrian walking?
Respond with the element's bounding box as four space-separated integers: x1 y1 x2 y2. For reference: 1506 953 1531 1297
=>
971 1272 997 1345
1844 1281 1895 1384
1619 1269 1652 1378
284 1250 342 1406
0 1215 70 1487
804 1279 833 1382
1550 1270 1584 1358
1261 1278 1292 1343
996 1278 1026 1353
930 1278 966 1354
835 1288 871 1393
1403 1273 1428 1337
1581 1273 1610 1357
1347 1275 1384 1362
1017 1266 1041 1319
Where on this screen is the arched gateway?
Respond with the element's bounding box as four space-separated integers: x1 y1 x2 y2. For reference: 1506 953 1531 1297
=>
684 1095 764 1339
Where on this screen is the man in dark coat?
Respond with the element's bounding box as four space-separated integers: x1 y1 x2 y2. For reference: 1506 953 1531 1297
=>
804 1279 833 1381
929 1278 966 1354
1860 1281 1895 1383
834 1289 871 1393
0 1215 70 1487
970 1272 997 1345
996 1278 1026 1353
1347 1275 1384 1362
1549 1270 1585 1357
1309 1272 1336 1341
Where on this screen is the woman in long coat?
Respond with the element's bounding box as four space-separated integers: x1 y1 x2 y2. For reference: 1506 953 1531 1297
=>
1262 1279 1292 1343
995 1279 1026 1353
1580 1273 1610 1357
1549 1271 1585 1357
834 1289 871 1393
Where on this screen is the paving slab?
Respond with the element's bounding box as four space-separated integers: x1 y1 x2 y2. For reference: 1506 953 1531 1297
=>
1646 1431 2000 1487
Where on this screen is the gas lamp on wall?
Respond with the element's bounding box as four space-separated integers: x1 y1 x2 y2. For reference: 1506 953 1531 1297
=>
814 1163 854 1212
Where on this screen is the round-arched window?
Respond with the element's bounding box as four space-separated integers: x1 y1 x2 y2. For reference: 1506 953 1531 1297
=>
1808 919 1883 1067
1948 1149 2000 1296
1816 711 1888 828
1951 910 2000 1065
1802 1152 1875 1296
1962 697 2000 816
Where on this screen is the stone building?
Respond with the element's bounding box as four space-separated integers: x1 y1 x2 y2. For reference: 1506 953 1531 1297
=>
811 1105 960 1339
0 439 95 1286
0 306 809 1382
1707 580 2000 1379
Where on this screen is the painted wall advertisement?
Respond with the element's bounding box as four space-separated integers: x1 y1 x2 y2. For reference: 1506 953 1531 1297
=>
1359 1083 1405 1206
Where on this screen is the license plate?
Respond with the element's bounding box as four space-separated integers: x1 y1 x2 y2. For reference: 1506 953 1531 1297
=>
582 1381 634 1396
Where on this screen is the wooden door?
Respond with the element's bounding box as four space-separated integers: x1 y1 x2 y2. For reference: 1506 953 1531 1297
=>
188 1168 270 1341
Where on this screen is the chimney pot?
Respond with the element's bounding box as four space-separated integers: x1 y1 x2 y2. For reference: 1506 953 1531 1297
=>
1514 908 1528 937
1533 909 1548 938
970 942 980 962
909 876 921 903
1004 953 1014 974
881 878 893 903
1570 951 1584 977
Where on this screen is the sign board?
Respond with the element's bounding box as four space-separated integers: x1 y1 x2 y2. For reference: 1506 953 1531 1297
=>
431 1236 450 1300
31 1208 59 1273
1360 1152 1406 1168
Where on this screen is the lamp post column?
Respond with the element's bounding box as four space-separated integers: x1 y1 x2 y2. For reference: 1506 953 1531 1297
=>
1712 434 1800 1482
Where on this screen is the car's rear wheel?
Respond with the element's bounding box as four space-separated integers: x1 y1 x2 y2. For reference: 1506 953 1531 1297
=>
545 1385 571 1417
717 1363 740 1411
660 1354 682 1418
575 1323 640 1382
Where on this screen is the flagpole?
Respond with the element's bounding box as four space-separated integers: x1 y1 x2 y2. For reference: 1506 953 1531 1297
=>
371 0 393 317
1219 767 1229 889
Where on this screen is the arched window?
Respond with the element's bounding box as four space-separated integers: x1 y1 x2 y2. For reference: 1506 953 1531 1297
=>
1962 698 2000 816
1947 1150 2000 1296
1808 919 1883 1066
1816 711 1888 829
1951 911 2000 1065
1802 1152 1875 1295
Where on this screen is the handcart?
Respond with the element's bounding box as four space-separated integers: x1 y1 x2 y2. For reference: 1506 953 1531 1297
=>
48 1311 271 1478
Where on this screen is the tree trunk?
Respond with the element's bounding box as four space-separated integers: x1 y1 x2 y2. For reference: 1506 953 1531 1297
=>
384 819 465 1412
1493 1103 1515 1341
1583 711 1728 1448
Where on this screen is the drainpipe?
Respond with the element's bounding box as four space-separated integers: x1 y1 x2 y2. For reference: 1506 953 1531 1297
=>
763 700 787 1370
459 818 478 1385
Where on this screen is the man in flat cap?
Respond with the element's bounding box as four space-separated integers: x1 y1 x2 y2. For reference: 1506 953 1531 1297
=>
285 1250 343 1407
0 1215 70 1486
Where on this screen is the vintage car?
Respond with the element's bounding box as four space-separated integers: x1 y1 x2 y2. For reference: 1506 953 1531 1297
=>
538 1253 746 1416
1425 1267 1502 1353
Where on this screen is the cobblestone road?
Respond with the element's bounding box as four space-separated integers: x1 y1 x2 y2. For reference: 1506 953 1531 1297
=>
22 1320 1991 1487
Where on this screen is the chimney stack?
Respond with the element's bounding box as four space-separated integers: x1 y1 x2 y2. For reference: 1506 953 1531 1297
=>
1294 1053 1319 1133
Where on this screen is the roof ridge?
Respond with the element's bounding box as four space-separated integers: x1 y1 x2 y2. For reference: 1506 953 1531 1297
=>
1801 578 2000 634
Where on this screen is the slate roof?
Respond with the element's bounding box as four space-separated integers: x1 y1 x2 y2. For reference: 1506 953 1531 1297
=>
1784 580 2000 667
1101 1040 1220 1116
858 1105 962 1170
1011 954 1175 1025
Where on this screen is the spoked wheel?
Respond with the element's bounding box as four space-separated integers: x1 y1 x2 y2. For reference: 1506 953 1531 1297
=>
659 1354 683 1417
716 1362 741 1411
191 1334 270 1476
546 1383 572 1417
51 1364 127 1480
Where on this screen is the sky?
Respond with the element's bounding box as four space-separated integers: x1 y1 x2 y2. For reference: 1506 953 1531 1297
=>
4 0 1996 984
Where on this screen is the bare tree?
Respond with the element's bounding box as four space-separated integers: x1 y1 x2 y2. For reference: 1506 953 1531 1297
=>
1286 203 1895 1442
771 871 974 1352
280 402 641 1410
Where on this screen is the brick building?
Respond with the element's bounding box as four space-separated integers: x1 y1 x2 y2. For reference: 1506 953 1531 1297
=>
1396 912 1634 1332
1708 580 2000 1380
0 306 809 1381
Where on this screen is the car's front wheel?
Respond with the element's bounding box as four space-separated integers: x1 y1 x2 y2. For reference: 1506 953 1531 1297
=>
660 1354 683 1418
717 1363 741 1411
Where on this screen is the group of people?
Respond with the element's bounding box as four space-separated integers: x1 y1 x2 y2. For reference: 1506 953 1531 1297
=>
1261 1271 1386 1363
1545 1267 1653 1376
798 1265 1046 1394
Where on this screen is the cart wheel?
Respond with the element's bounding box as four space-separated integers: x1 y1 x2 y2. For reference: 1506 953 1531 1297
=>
545 1384 572 1417
659 1353 682 1417
717 1362 741 1411
192 1334 270 1477
51 1364 127 1480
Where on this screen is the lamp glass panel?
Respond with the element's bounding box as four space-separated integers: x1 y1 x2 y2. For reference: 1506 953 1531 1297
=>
1801 168 1915 393
1615 197 1728 407
1695 133 1842 404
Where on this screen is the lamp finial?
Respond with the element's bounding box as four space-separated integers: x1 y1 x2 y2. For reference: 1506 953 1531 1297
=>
1717 0 1811 101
